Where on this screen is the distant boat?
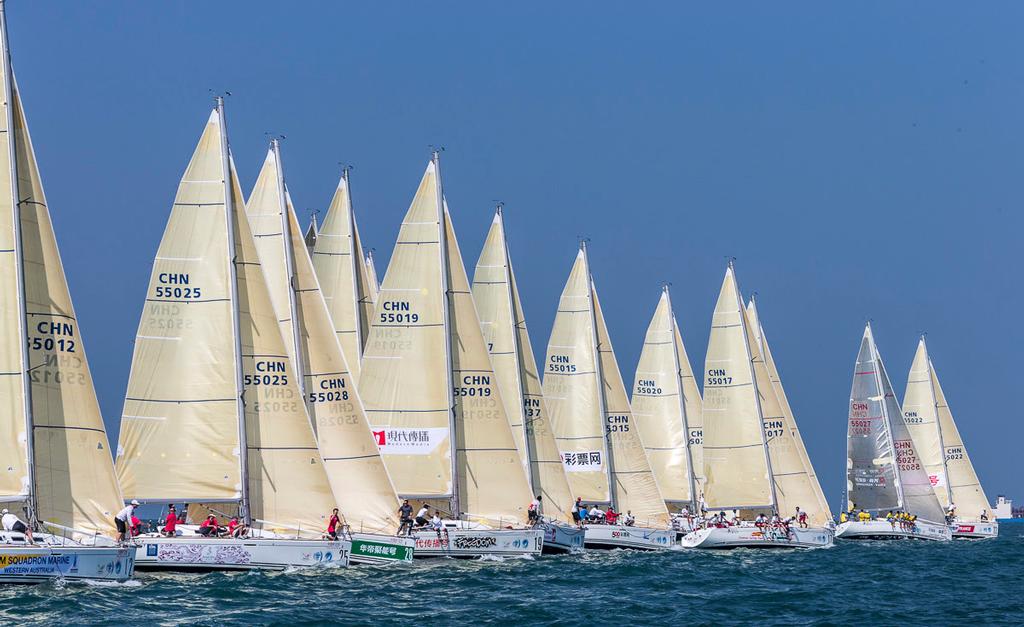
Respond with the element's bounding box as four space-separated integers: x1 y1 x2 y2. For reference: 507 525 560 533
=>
471 206 584 554
902 336 997 539
544 242 674 551
115 101 352 570
835 324 951 541
243 141 413 563
358 154 542 558
0 2 135 583
681 264 833 549
310 166 377 383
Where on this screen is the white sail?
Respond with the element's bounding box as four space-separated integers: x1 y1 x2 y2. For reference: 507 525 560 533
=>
631 287 703 508
365 250 380 302
701 265 773 510
304 212 318 253
0 43 122 536
746 298 832 525
117 105 335 536
244 144 400 533
310 169 376 382
472 208 575 521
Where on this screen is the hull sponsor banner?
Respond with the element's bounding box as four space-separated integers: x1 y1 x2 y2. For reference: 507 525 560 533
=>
561 450 602 472
0 550 131 579
372 427 448 455
351 539 412 561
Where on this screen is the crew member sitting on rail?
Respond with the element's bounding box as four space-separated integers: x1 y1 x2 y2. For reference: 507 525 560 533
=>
198 514 220 537
227 516 247 538
623 511 635 526
605 507 619 525
1 508 33 544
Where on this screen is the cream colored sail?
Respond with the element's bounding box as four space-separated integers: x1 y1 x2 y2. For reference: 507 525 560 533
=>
444 202 533 525
0 51 121 536
472 208 575 521
366 250 380 301
632 288 703 508
118 106 334 536
702 265 773 510
310 170 376 382
544 250 608 504
746 299 831 524
244 146 399 532
902 338 948 504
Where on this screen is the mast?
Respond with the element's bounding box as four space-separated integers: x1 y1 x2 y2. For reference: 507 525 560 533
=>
580 240 615 509
497 205 535 496
271 139 306 403
730 262 778 512
433 151 459 518
1 0 36 523
867 323 905 512
343 166 363 362
922 338 954 506
217 97 250 524
664 285 697 511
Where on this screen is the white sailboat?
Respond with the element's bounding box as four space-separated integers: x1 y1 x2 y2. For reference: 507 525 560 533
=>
836 324 951 541
681 265 833 549
544 242 675 551
0 2 135 582
631 285 704 537
310 166 377 383
115 101 352 570
243 142 413 563
358 154 542 558
471 206 584 554
902 337 997 539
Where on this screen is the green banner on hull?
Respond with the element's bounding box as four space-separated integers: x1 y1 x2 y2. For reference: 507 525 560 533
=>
351 540 413 562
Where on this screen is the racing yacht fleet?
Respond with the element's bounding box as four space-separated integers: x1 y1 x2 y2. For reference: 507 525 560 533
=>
0 6 1004 585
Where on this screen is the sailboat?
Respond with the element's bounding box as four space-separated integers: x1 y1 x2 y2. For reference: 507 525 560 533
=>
243 141 414 563
681 264 833 549
115 101 352 570
358 154 543 558
835 323 951 541
0 1 135 583
544 242 675 551
309 166 377 383
902 337 997 539
631 285 704 536
471 206 584 554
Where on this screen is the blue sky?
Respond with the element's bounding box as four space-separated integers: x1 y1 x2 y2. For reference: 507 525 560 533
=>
9 2 1022 506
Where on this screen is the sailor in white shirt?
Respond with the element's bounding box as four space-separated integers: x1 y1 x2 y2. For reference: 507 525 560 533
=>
414 505 430 527
1 508 33 543
589 505 605 522
115 500 139 542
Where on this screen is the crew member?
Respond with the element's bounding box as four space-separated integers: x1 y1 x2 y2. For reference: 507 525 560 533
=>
162 504 179 537
414 503 430 528
199 514 220 537
327 508 341 540
1 508 33 544
528 495 542 524
397 500 413 535
115 500 140 542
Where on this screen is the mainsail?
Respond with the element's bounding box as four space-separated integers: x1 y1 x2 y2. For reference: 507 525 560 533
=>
545 243 669 526
472 206 575 520
359 155 533 525
310 168 377 382
244 142 399 532
631 286 704 510
846 324 945 522
117 102 336 536
903 337 991 518
0 8 122 537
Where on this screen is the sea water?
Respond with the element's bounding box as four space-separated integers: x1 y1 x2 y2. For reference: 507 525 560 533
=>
2 522 1021 625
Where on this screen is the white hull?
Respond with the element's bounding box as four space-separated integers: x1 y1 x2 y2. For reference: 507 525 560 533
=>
0 537 135 583
952 521 999 539
835 519 952 541
681 525 833 549
348 532 415 564
539 522 585 554
410 528 543 558
133 536 351 571
583 524 674 551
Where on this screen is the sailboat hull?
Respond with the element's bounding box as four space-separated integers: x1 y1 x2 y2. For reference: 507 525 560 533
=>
0 540 135 583
680 525 834 549
348 532 415 564
835 519 952 541
410 528 543 558
539 522 585 554
951 521 999 539
583 524 675 551
132 536 351 571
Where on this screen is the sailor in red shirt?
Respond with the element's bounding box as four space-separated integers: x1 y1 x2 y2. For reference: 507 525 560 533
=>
605 507 619 525
227 516 247 538
199 514 220 537
327 508 341 540
162 504 178 537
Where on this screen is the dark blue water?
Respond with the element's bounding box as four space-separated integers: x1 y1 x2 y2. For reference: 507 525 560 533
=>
3 523 1022 626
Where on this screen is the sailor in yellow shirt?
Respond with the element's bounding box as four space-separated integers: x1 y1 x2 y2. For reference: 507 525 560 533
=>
839 512 849 523
857 510 871 522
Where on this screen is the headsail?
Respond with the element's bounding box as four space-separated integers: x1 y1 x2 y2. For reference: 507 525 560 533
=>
472 207 575 521
631 287 704 509
244 144 399 532
310 168 376 382
0 8 122 536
